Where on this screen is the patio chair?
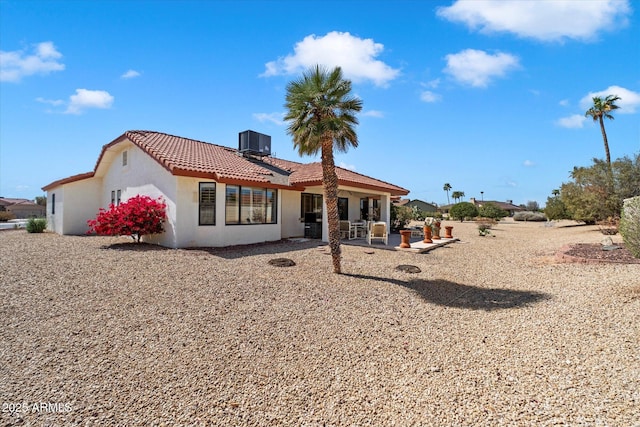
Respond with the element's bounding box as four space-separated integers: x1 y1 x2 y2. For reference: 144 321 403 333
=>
367 221 388 245
339 220 354 240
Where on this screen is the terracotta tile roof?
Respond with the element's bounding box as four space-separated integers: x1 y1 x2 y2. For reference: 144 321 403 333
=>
43 130 409 196
275 161 408 195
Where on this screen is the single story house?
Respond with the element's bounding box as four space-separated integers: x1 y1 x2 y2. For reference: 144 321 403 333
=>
469 198 524 217
404 199 437 213
42 130 409 248
0 197 46 218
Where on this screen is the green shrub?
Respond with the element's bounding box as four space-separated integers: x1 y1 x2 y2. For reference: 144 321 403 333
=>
449 202 478 222
26 218 47 233
544 196 570 220
391 205 414 231
0 211 16 222
478 202 508 220
513 211 547 221
620 196 640 258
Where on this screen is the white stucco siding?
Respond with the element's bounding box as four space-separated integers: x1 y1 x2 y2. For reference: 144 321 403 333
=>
46 186 64 234
173 179 283 247
101 143 178 247
280 190 303 238
45 178 101 235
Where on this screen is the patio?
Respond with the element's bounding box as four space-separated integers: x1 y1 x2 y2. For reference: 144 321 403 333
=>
340 229 459 253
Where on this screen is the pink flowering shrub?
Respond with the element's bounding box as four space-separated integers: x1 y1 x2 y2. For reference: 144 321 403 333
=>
87 195 167 242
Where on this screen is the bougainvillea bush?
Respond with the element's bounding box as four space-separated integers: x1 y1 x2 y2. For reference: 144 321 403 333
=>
87 195 167 242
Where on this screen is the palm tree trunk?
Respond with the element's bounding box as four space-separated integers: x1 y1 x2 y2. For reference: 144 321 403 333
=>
598 116 611 167
321 136 342 274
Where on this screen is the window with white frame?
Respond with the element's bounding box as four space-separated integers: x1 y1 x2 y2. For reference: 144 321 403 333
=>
199 182 216 225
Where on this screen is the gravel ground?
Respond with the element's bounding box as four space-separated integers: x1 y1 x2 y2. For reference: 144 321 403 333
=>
1 220 639 426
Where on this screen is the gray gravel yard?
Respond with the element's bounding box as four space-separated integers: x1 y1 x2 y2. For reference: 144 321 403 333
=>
1 221 639 426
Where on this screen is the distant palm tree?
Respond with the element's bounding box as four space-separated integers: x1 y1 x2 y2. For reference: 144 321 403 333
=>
443 183 452 205
585 95 620 168
551 189 560 197
284 65 362 274
452 191 465 203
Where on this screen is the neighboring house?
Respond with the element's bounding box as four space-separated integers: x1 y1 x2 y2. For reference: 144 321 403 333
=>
0 197 46 218
469 198 524 216
42 130 409 248
404 199 437 213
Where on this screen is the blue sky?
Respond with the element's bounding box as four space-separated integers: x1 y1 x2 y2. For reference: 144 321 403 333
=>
1 0 638 207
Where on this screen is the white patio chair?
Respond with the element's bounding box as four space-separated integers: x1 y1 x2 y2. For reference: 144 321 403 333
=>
367 221 388 245
339 220 354 240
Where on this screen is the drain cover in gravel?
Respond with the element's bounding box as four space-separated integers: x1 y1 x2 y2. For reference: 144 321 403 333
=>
268 258 296 267
395 264 421 273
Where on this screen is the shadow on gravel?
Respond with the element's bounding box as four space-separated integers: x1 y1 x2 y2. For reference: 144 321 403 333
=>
101 242 171 251
344 274 551 311
183 239 323 259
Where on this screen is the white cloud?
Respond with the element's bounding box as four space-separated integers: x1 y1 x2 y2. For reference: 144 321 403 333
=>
362 110 384 118
523 160 535 167
0 41 65 82
121 69 141 79
420 90 441 103
556 114 586 128
443 49 520 87
436 0 631 42
338 161 356 171
559 99 570 107
65 89 114 114
424 78 440 89
36 97 64 106
579 85 640 114
261 31 400 87
253 112 285 126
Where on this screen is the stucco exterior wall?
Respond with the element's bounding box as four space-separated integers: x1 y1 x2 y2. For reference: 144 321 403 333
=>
46 178 102 235
102 142 178 247
172 177 283 247
46 186 64 234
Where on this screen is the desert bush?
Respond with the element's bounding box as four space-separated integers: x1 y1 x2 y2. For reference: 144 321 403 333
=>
513 211 547 222
559 154 640 224
391 205 413 231
449 202 478 222
87 195 167 242
475 217 497 236
544 196 569 220
26 218 47 233
478 202 508 220
620 196 640 258
0 211 16 222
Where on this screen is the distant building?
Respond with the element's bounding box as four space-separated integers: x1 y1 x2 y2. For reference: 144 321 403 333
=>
393 198 437 213
0 197 46 218
469 198 524 217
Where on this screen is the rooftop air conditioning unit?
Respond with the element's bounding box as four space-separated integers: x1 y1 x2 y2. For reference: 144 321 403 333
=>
239 130 271 157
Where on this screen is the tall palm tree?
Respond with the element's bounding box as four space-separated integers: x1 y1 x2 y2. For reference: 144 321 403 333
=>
284 65 362 274
443 183 452 205
585 95 620 168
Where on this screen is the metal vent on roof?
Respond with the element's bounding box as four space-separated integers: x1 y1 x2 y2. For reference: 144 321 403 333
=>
239 130 271 157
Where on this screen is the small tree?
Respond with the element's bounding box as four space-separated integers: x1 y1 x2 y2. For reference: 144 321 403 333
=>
87 195 167 242
391 205 413 231
544 196 569 220
525 201 540 211
478 202 508 220
449 202 478 222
